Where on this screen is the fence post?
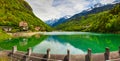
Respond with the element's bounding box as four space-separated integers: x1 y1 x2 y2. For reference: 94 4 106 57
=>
85 48 92 61
104 47 110 61
25 47 32 61
12 46 17 54
11 46 17 61
47 48 51 61
119 46 120 56
27 47 32 56
67 49 70 61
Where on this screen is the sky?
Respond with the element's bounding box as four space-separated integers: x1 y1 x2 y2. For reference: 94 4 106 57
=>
26 0 115 21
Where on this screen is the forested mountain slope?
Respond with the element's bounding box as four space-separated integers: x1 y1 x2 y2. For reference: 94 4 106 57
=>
56 4 120 33
0 0 52 32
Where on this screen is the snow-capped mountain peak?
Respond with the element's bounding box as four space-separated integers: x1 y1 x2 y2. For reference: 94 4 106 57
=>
45 0 120 27
64 15 71 19
93 3 103 8
112 0 120 4
45 15 71 26
82 3 103 13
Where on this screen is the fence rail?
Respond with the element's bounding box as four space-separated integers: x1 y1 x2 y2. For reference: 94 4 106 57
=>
2 46 120 61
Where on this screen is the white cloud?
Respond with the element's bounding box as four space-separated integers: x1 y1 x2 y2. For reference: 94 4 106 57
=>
26 0 115 21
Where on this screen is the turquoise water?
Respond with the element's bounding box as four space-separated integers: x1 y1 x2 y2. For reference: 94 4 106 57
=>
0 32 120 54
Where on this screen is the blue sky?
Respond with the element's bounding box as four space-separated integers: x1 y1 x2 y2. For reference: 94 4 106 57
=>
26 0 115 21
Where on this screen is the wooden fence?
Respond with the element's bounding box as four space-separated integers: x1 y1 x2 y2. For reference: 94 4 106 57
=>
4 46 120 61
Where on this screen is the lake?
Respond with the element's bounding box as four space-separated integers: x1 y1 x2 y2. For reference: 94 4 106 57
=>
0 32 120 54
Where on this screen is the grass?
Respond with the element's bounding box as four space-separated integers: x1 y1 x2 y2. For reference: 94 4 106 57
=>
0 28 11 42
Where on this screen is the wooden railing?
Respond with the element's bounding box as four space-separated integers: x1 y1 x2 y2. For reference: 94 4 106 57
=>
4 46 120 61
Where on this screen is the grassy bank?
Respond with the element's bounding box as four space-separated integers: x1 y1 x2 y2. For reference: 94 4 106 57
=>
0 28 11 42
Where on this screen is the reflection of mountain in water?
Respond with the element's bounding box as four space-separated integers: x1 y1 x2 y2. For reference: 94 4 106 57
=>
33 34 120 54
33 36 85 54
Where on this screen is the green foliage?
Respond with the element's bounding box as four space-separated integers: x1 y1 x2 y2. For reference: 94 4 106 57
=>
0 28 11 42
55 4 120 33
109 4 120 15
0 0 52 32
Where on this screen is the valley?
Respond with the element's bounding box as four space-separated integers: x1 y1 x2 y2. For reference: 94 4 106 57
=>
0 0 120 61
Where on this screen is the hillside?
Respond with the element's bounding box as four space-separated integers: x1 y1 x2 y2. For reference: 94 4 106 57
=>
47 3 116 27
55 4 120 33
0 0 52 32
68 4 115 21
0 28 11 42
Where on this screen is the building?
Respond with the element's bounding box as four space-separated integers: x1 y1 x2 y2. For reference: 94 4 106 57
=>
19 21 28 31
35 26 41 31
0 26 12 32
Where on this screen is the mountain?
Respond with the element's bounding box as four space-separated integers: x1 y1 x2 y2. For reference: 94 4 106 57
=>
0 0 52 32
67 3 116 21
93 3 103 8
113 0 120 4
55 3 120 33
45 15 71 27
46 3 115 27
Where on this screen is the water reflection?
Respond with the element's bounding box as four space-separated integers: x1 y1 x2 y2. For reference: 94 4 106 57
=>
33 36 85 54
0 32 120 54
0 35 47 51
33 33 120 54
19 38 28 46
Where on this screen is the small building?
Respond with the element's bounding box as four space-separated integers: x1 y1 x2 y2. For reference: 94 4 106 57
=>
0 26 12 32
19 21 28 31
35 26 41 31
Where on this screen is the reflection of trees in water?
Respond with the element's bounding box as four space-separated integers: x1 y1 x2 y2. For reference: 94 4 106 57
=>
53 34 120 53
34 34 41 38
19 38 28 46
0 35 48 51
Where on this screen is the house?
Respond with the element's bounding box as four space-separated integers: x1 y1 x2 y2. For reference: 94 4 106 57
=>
35 26 41 31
19 21 28 31
0 26 12 32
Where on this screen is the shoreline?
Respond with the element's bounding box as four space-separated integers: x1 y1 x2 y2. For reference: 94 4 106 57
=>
7 32 41 37
7 31 120 37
